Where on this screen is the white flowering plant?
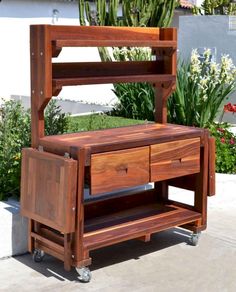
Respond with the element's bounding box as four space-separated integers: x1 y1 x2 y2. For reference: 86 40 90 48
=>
168 48 236 127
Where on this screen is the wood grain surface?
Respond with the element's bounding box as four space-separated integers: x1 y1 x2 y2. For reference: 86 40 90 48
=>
91 147 149 195
150 138 200 181
39 124 204 163
21 148 77 233
83 203 201 250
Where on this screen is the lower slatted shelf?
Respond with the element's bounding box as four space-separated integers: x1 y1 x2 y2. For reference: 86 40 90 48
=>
83 203 201 250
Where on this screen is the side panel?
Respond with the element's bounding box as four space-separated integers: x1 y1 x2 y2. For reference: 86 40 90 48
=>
20 148 77 233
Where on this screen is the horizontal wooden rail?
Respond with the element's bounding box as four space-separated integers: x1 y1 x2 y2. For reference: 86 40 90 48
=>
52 61 163 79
52 74 176 92
53 39 177 48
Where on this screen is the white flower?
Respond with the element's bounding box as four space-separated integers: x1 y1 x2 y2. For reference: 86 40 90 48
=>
210 62 219 75
191 49 201 64
221 54 234 72
203 48 211 63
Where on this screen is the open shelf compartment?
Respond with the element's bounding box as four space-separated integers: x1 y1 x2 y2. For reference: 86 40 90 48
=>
83 190 201 250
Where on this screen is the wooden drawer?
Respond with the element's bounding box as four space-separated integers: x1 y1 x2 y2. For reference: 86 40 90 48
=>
150 138 200 182
91 147 149 195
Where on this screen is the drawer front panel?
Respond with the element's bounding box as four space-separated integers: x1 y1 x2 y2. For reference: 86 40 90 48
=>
91 147 149 195
150 138 200 182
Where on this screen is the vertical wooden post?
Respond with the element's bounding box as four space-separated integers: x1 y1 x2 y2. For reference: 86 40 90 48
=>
194 130 209 228
28 219 34 253
153 28 177 198
64 233 72 271
74 148 91 267
208 137 216 196
30 25 52 148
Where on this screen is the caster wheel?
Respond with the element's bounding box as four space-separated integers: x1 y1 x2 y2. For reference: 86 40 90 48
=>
76 266 92 283
32 249 45 263
189 232 200 246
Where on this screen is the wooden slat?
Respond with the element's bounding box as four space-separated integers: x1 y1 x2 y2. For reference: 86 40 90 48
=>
83 204 201 250
31 232 64 254
91 147 149 195
40 226 64 246
52 74 176 88
35 242 64 262
54 39 177 48
48 25 163 47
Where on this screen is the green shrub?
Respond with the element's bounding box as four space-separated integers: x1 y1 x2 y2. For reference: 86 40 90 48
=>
0 99 69 201
112 47 155 121
45 100 69 135
209 123 236 174
112 82 154 121
168 49 236 127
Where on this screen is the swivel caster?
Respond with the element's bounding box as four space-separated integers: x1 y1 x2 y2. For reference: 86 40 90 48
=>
76 266 92 283
189 232 201 246
32 249 45 263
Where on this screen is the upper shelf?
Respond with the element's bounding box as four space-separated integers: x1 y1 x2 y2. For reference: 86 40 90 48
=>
30 25 177 111
52 61 175 91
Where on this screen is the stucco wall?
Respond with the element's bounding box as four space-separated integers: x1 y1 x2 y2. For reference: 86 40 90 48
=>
178 15 236 123
0 0 117 106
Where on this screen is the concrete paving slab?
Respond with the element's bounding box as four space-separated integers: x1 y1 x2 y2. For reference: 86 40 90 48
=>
0 174 235 292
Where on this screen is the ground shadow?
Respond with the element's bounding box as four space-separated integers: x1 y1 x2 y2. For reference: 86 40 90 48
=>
14 227 192 282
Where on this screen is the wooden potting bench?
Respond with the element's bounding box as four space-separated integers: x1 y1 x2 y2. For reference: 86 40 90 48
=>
21 25 215 282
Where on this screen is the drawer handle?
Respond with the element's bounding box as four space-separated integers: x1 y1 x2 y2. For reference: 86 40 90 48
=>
115 164 128 174
172 158 182 164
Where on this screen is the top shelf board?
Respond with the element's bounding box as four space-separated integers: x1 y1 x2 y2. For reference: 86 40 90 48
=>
31 25 177 51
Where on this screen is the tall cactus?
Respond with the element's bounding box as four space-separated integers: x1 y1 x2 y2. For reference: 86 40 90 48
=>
193 0 236 15
78 0 177 28
77 0 177 119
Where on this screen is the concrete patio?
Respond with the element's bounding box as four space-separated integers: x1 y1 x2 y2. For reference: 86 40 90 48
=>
0 174 235 292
